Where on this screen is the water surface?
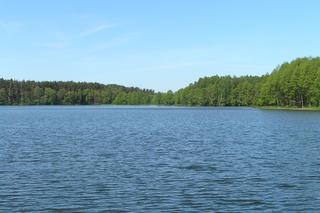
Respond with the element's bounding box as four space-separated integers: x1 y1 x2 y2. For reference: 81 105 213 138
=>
1 106 320 212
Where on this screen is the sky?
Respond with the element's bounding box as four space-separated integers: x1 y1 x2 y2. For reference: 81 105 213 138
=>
0 0 320 91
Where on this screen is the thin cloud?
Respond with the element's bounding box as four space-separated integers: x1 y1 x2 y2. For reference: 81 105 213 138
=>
59 32 138 64
43 42 65 49
91 32 139 50
77 33 140 59
80 24 116 37
0 20 21 32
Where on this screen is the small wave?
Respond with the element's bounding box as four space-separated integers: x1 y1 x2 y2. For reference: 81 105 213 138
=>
277 183 297 189
176 164 217 172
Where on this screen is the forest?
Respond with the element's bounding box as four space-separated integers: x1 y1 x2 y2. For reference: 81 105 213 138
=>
1 57 320 107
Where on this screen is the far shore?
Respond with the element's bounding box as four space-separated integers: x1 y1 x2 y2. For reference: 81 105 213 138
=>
256 106 320 111
1 104 320 111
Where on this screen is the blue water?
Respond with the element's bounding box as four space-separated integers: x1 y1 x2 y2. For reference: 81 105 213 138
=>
0 106 320 212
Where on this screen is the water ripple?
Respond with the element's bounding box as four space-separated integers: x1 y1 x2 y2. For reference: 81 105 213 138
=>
0 106 320 212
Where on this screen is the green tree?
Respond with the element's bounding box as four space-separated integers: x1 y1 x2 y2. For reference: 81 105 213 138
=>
0 88 7 104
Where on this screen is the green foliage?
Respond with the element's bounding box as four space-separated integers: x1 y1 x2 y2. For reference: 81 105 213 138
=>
0 88 7 104
173 57 320 107
259 57 320 107
0 79 155 105
175 75 261 106
0 57 320 107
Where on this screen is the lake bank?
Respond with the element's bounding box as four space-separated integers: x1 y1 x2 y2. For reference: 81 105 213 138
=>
256 106 320 111
2 104 320 112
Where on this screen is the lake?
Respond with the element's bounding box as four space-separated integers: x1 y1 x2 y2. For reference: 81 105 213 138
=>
0 106 320 212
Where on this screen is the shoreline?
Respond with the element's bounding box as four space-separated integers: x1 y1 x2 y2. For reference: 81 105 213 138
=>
1 104 320 111
256 106 320 111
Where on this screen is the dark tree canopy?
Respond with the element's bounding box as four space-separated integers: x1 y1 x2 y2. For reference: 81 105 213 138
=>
1 57 320 107
0 80 154 105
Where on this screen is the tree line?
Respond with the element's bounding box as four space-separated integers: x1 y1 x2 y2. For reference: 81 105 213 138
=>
0 80 155 105
175 57 320 107
1 57 320 107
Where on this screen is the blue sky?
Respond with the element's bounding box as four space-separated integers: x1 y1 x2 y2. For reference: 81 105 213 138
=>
0 0 319 91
